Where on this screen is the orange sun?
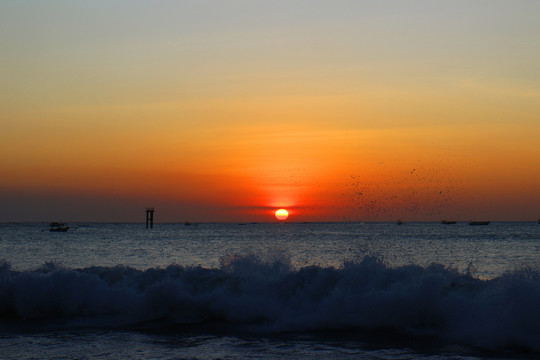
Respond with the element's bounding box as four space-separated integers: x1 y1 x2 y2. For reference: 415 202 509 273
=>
275 208 289 221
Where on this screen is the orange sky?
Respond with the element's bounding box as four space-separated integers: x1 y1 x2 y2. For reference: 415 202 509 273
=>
1 1 539 222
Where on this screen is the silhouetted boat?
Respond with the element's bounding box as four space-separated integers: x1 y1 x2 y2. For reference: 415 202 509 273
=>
49 222 69 232
396 219 403 225
469 221 490 226
441 220 456 224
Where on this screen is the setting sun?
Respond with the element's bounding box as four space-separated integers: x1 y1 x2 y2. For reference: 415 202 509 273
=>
275 209 289 221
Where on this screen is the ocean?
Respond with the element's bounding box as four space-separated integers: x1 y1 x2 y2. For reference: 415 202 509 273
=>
1 221 539 359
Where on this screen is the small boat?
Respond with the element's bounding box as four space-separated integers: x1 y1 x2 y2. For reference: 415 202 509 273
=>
469 221 490 226
441 220 456 225
49 222 69 232
396 219 403 225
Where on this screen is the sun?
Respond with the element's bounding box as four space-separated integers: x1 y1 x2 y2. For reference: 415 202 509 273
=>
275 208 289 221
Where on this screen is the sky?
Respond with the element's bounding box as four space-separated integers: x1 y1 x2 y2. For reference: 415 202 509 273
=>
1 0 539 222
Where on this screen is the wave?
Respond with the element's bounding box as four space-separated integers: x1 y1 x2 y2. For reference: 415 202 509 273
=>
1 255 540 353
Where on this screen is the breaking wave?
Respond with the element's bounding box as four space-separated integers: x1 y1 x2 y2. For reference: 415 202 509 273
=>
1 255 540 352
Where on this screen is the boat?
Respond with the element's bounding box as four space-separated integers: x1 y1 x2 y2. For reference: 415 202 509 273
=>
469 221 490 226
441 220 456 225
396 219 403 225
49 222 69 232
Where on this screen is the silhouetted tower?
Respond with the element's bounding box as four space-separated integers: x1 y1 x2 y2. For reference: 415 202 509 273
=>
145 208 155 229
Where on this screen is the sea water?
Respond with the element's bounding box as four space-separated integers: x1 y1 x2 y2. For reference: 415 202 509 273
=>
1 222 539 359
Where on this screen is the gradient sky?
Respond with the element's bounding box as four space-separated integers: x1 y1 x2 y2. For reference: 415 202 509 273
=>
1 0 539 222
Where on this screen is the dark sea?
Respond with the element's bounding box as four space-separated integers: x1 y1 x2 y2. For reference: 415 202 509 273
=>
1 222 539 359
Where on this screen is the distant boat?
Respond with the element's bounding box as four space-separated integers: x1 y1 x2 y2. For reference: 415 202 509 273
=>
441 220 456 225
396 219 403 225
469 221 490 226
49 222 69 232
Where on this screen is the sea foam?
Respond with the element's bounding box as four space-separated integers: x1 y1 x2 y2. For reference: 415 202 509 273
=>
1 255 539 352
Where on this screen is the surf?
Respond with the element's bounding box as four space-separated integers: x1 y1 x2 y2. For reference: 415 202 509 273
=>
1 255 539 353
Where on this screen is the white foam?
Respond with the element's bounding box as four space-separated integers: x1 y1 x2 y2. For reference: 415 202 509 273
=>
0 255 539 352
